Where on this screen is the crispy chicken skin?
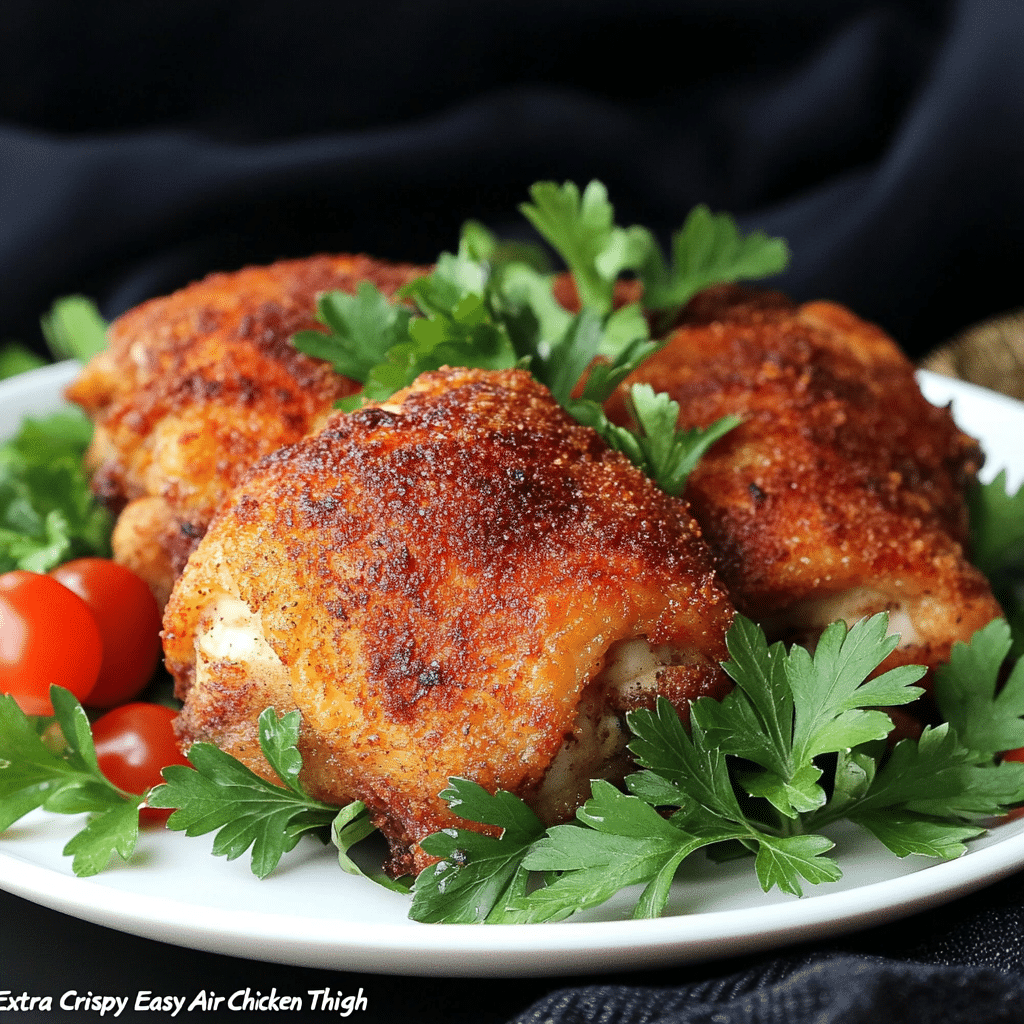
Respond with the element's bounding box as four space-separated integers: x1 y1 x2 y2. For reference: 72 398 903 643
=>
66 254 427 606
163 367 735 875
609 286 1003 683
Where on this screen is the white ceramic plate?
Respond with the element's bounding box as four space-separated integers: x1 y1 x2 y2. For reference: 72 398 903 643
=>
1 361 1022 978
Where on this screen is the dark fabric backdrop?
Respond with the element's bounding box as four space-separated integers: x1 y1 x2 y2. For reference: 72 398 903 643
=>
2 2 1024 1022
2 0 1022 357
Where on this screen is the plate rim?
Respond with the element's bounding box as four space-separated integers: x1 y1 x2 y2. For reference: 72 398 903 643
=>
2 818 1024 977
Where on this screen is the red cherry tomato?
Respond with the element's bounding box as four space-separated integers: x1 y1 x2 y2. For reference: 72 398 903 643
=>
50 558 162 708
1000 749 1024 820
0 570 103 715
92 702 189 823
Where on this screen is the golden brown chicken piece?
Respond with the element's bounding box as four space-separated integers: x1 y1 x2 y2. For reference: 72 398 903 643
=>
163 367 735 875
66 254 428 606
609 286 1003 685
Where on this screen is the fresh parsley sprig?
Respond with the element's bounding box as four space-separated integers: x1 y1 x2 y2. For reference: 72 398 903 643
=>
0 687 142 876
570 385 741 496
0 296 113 573
969 472 1024 584
410 778 546 924
40 295 109 363
1 293 111 382
699 614 927 822
290 219 667 440
291 283 414 399
9 615 1022 918
933 618 1024 756
0 344 47 380
147 707 371 880
518 180 650 316
0 410 113 572
969 472 1024 656
520 180 790 329
635 204 790 327
292 232 525 409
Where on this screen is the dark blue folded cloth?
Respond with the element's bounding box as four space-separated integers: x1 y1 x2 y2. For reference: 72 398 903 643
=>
2 0 1022 357
504 870 1024 1023
2 3 1024 1022
510 957 1023 1024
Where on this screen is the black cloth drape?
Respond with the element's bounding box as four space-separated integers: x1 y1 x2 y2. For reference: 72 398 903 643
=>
2 0 1021 357
2 3 1024 1022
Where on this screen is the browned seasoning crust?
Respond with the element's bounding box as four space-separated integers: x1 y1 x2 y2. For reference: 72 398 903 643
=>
163 367 735 875
65 254 428 606
609 286 1003 684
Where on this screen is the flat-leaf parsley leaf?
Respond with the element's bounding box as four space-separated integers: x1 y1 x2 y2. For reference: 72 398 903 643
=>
148 708 360 879
0 686 142 876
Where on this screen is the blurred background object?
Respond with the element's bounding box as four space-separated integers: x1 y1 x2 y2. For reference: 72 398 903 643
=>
923 309 1024 401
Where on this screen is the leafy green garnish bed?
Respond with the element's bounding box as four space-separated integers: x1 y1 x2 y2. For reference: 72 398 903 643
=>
0 296 114 574
0 410 112 574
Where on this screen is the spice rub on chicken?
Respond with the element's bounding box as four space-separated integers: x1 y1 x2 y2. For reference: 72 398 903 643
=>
162 367 735 875
66 254 427 607
609 286 1003 683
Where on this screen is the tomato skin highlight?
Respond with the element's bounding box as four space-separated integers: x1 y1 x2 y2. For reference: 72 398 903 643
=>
0 570 102 714
92 702 189 823
50 558 163 708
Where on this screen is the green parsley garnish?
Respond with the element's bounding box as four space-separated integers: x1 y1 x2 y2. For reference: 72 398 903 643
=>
147 708 361 880
1 295 109 380
40 295 109 363
0 687 142 876
0 410 113 572
6 615 1022 913
969 472 1024 656
520 181 790 328
570 386 742 497
0 343 47 380
291 283 414 407
292 180 782 493
0 187 1020 930
518 179 650 316
634 203 790 329
0 295 113 572
933 618 1024 754
969 471 1024 580
145 708 410 892
411 779 546 924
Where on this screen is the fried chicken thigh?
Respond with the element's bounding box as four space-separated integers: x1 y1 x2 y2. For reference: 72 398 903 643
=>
610 287 1003 682
163 367 735 874
66 254 426 606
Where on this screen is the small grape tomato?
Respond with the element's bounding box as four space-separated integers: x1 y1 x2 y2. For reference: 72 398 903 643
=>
0 569 102 714
50 558 163 707
998 749 1024 820
92 702 189 823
